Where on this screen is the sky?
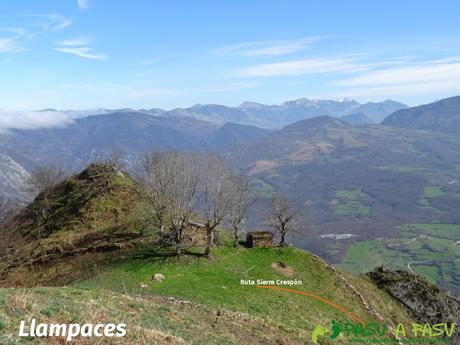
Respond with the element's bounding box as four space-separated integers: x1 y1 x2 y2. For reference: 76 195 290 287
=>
1 0 460 112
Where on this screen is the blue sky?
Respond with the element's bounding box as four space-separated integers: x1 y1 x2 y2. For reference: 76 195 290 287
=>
1 0 460 110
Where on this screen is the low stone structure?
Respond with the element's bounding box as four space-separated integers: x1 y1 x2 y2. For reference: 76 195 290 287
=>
183 220 207 247
246 231 273 248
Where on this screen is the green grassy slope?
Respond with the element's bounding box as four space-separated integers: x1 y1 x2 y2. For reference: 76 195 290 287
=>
0 246 418 345
76 246 417 341
0 286 311 345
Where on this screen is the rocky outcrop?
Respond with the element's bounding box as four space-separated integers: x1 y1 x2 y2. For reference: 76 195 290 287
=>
0 152 29 198
368 266 459 343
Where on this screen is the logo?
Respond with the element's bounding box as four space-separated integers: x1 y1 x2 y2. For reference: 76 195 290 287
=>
311 320 456 344
311 325 328 343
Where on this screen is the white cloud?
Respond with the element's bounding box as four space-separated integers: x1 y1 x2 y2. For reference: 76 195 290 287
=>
0 14 71 54
55 38 107 60
333 60 460 87
236 56 371 77
0 27 27 53
76 0 90 10
318 57 460 100
327 80 460 99
29 14 72 36
124 88 180 98
205 82 261 93
0 38 19 52
56 46 107 60
46 14 72 32
0 110 74 131
59 37 92 46
59 82 181 105
214 36 325 57
139 56 163 66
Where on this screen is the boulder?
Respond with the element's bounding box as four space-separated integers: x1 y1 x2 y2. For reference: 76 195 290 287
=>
152 273 165 282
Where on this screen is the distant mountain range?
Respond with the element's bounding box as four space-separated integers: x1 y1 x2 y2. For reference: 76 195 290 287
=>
0 96 453 197
33 97 406 129
0 111 272 174
159 98 407 128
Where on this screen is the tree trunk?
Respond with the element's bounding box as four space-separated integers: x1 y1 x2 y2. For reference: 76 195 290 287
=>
204 225 214 258
175 226 183 256
280 231 286 247
233 225 240 248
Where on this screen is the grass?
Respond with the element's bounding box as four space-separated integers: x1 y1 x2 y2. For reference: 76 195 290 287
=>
337 241 391 273
0 245 420 344
413 265 440 284
76 246 416 336
0 286 312 345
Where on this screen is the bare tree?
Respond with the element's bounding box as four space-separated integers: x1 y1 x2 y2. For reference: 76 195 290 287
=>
138 150 200 256
96 147 126 171
24 165 67 222
268 194 300 246
228 177 255 248
138 151 168 234
90 148 126 192
199 154 234 258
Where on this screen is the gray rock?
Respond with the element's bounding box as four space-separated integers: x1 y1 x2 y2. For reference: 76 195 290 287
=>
368 266 459 344
152 273 165 282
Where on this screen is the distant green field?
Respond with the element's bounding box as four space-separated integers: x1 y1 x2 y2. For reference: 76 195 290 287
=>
335 202 370 216
422 186 445 198
338 223 460 293
334 189 371 216
416 186 445 212
376 164 430 173
335 189 368 199
413 265 440 284
403 223 460 240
